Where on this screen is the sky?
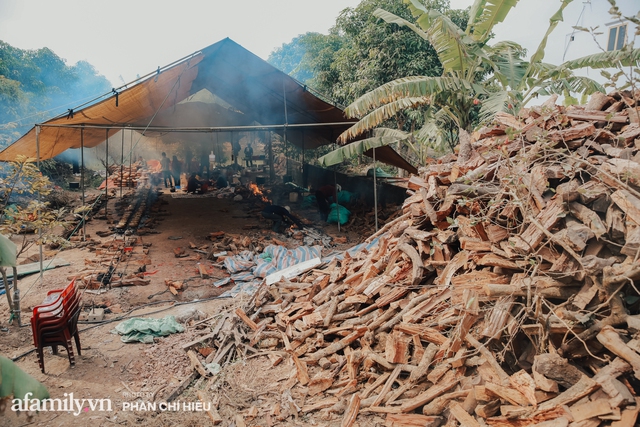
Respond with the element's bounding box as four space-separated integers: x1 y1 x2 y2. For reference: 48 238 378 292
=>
0 0 637 90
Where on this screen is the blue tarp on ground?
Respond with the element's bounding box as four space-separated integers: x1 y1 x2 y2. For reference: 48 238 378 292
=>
215 237 382 298
216 244 322 297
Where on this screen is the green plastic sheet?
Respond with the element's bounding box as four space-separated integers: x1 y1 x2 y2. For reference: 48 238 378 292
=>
113 315 185 344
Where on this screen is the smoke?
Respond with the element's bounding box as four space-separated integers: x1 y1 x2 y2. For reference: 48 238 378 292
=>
0 43 112 150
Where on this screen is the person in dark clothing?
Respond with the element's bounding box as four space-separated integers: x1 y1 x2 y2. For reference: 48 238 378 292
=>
315 184 341 221
244 144 254 167
213 172 228 188
261 204 303 233
161 152 171 188
199 152 209 177
186 173 202 194
171 156 182 186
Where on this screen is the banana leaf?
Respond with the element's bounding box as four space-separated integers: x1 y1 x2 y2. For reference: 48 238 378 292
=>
318 136 399 167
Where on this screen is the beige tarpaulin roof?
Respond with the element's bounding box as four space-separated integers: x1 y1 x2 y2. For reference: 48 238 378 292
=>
0 38 417 173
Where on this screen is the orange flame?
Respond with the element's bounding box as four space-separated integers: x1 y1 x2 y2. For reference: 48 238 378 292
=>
249 183 270 202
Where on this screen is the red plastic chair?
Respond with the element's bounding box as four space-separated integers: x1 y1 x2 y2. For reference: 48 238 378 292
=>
31 280 82 373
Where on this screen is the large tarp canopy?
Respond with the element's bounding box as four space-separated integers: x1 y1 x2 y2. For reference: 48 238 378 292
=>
0 38 416 173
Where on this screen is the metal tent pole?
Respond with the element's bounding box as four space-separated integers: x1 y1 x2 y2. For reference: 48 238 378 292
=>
302 130 305 188
283 79 289 180
36 125 43 282
373 147 379 232
334 167 340 233
80 126 86 242
105 129 109 219
12 266 20 326
129 129 133 188
120 128 124 198
268 131 275 182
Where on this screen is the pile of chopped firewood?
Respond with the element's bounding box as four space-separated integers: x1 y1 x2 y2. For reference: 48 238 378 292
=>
108 161 147 188
186 91 640 426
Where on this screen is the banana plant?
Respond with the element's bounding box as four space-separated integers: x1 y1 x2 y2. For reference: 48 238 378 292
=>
336 0 609 158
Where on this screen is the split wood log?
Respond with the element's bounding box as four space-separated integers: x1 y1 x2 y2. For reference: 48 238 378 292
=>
197 391 222 424
385 413 444 427
398 369 459 413
449 401 481 427
597 326 640 380
308 327 367 361
187 350 209 377
421 390 469 416
341 394 360 427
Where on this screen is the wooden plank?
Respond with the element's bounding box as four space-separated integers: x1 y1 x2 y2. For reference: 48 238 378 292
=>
265 257 322 285
372 366 402 407
197 391 222 424
181 332 216 352
235 308 259 331
165 371 199 402
187 350 209 377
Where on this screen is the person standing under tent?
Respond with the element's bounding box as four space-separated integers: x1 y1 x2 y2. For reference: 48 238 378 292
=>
232 140 241 164
161 152 171 188
199 151 209 177
170 155 182 188
244 144 254 167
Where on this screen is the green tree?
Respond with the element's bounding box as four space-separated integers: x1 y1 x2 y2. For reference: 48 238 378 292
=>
339 0 608 154
0 41 111 150
269 0 469 165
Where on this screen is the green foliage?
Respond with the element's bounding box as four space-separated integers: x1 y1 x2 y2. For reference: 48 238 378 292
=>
339 0 611 157
0 155 69 257
0 41 111 149
268 0 469 167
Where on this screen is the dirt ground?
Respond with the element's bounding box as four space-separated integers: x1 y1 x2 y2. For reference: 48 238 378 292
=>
0 184 368 427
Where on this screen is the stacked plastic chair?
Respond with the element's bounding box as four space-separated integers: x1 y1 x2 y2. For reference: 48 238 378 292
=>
30 280 82 373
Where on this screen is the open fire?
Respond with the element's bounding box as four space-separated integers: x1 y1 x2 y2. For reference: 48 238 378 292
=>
248 183 270 203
